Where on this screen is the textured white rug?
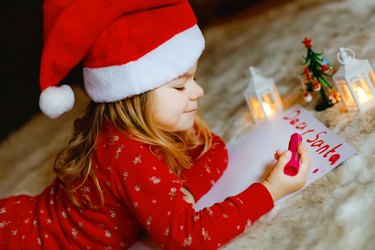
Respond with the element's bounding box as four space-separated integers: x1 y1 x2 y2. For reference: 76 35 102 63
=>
1 0 375 249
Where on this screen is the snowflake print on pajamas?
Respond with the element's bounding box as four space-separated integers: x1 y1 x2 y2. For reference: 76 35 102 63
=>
115 144 124 159
202 228 211 240
194 214 200 221
104 230 112 238
204 163 211 173
164 227 170 237
109 135 119 144
145 216 152 230
123 172 129 181
216 167 221 175
72 228 78 240
80 186 91 193
206 207 213 217
169 187 177 200
110 210 116 218
134 184 141 192
246 219 252 229
149 176 161 184
132 154 142 165
0 221 9 228
183 234 192 247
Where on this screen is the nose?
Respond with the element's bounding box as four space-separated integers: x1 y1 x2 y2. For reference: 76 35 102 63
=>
190 80 204 100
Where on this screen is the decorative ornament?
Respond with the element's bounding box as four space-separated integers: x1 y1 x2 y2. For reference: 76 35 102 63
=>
303 92 313 102
313 81 321 91
328 88 341 104
300 37 341 111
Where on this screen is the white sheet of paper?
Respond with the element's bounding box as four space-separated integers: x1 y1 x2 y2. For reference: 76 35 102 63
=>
195 105 357 209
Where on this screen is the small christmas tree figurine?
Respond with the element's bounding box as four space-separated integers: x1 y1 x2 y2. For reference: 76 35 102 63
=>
301 37 340 111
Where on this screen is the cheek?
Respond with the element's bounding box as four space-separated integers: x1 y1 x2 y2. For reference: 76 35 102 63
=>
153 101 185 126
151 89 190 129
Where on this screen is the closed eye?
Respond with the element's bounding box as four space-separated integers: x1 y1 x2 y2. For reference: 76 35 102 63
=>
174 86 186 91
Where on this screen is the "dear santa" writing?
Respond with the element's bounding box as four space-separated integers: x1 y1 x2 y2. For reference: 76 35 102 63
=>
283 109 341 165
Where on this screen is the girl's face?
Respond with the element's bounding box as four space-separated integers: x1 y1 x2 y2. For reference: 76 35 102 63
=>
151 64 204 132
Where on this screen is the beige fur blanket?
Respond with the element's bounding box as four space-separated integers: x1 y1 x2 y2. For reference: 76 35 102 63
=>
1 0 375 249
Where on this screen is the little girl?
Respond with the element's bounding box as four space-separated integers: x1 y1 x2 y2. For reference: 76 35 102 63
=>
0 0 310 249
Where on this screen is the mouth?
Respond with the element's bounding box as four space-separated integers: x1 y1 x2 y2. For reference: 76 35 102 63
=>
184 108 197 113
185 103 199 113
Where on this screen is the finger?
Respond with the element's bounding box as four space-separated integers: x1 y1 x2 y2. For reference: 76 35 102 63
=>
275 150 292 172
297 143 311 177
274 152 279 160
297 142 305 155
274 150 287 160
300 143 311 167
274 150 282 160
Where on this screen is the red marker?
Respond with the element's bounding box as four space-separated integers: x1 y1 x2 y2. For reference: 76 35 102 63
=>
284 133 302 176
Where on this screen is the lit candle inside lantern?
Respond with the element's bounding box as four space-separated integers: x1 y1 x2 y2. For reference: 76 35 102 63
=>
356 86 369 103
263 102 273 116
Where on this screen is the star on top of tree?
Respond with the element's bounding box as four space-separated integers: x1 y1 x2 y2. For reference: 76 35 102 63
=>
302 37 312 48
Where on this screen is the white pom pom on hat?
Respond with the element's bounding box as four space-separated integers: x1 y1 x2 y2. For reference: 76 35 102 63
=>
39 85 75 119
39 0 204 118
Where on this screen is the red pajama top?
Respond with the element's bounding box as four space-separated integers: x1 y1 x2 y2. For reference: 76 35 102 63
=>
0 125 274 249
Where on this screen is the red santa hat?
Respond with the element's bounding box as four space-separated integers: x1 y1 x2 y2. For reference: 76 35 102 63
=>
39 0 205 118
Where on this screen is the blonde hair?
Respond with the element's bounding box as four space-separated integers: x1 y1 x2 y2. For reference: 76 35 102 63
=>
54 90 212 208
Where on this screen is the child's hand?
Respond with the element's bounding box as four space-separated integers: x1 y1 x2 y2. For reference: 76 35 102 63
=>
262 142 311 202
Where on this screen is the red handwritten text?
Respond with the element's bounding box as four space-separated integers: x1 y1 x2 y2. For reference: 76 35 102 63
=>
283 109 341 165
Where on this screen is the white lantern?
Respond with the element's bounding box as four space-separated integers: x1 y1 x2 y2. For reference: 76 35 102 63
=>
244 66 283 123
333 47 375 112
